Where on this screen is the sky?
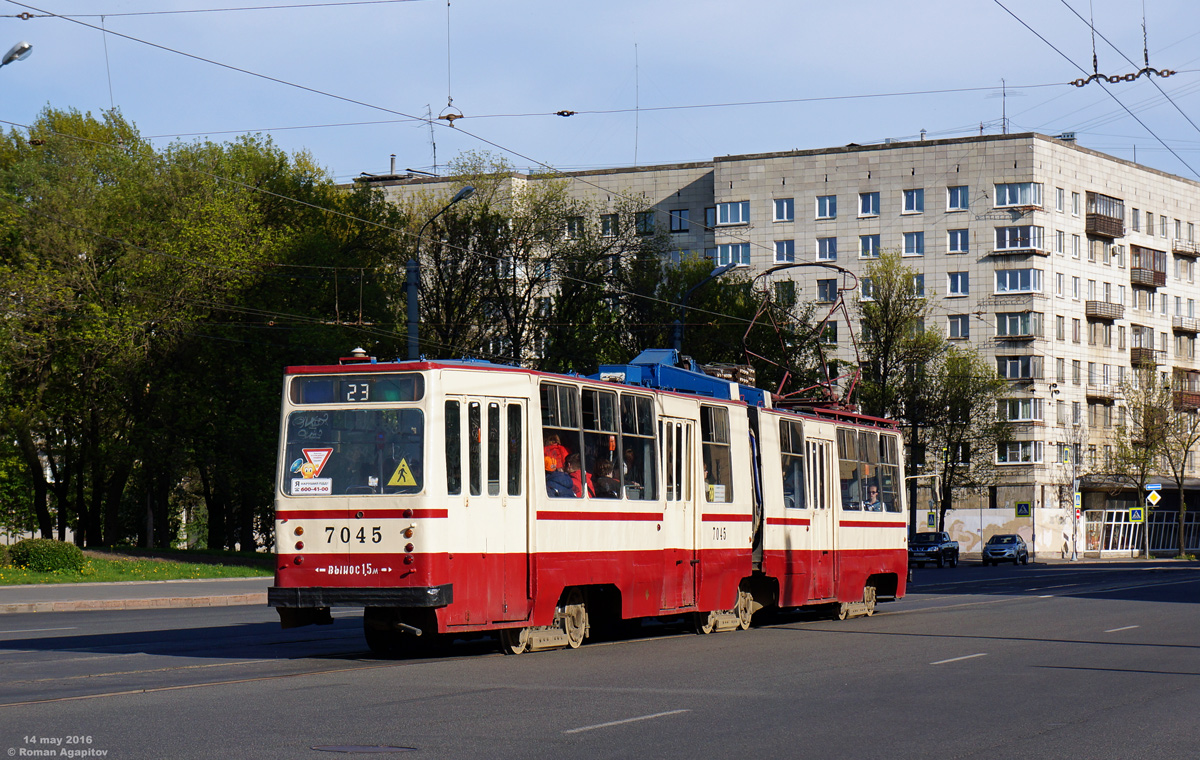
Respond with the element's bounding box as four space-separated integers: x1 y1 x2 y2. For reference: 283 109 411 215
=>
3 0 1200 183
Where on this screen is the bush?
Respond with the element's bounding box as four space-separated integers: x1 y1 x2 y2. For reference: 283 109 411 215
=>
0 544 10 568
9 538 86 572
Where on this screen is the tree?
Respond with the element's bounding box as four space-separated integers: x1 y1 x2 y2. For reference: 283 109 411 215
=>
923 346 1009 529
1161 375 1200 558
1111 367 1172 556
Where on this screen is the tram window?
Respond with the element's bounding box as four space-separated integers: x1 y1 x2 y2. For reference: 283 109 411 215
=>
780 419 806 509
701 405 733 503
837 428 861 510
487 403 501 496
468 402 482 496
283 409 424 497
541 382 583 498
445 401 461 496
507 404 522 496
880 435 902 512
582 389 620 493
621 394 656 500
859 431 882 511
289 373 424 405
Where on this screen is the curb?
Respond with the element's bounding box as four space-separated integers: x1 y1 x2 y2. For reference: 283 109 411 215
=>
0 592 267 615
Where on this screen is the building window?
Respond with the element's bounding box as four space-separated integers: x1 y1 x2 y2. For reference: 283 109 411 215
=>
774 280 796 308
601 213 619 237
910 274 925 297
903 231 924 256
995 225 1044 251
1055 230 1065 255
1072 276 1080 299
1132 208 1140 231
1072 360 1081 384
996 355 1041 380
997 312 1042 338
995 182 1043 208
716 201 750 225
948 228 969 253
635 211 655 235
949 314 970 339
1071 191 1081 216
564 216 583 239
823 321 838 344
860 277 875 301
948 271 969 296
995 268 1043 293
860 234 881 258
816 195 837 219
817 279 837 302
669 209 689 233
1056 315 1065 341
1072 318 1081 343
716 243 750 266
1056 273 1064 297
859 191 880 217
1161 215 1168 237
1056 187 1065 212
817 237 838 261
948 185 969 211
774 240 795 263
903 188 924 214
774 198 794 222
997 441 1043 464
1000 398 1043 422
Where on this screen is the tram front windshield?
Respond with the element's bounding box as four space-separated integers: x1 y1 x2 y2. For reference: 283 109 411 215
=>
283 409 425 496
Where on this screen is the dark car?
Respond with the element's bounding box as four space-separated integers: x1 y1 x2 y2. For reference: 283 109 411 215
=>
908 531 959 568
981 534 1029 566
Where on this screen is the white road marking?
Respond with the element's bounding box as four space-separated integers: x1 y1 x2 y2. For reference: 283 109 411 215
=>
931 653 988 665
563 709 689 734
0 627 77 635
1104 625 1140 633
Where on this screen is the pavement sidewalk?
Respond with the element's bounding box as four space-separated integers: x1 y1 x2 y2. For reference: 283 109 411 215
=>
0 576 272 614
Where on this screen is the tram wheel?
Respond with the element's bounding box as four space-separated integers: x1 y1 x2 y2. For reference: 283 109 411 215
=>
863 585 877 617
561 588 589 648
363 608 402 657
499 627 529 655
694 610 718 635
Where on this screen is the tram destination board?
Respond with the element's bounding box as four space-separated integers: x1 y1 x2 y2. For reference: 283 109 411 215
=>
289 373 424 405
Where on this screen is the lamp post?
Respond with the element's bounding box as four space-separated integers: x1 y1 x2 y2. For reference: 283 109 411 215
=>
672 262 740 353
408 185 474 360
1 41 31 69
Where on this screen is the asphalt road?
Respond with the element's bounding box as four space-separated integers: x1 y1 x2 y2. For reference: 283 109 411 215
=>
1 562 1197 760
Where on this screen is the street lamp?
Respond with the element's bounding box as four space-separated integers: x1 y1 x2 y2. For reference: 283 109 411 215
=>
1 41 32 68
672 261 741 353
407 185 475 360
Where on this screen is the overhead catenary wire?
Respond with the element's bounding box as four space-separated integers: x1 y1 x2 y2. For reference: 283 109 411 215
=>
1 0 429 18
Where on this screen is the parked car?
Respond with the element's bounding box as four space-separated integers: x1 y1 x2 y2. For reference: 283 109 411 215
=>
908 531 959 568
981 534 1029 566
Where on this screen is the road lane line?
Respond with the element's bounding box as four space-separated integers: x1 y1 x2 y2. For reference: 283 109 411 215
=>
0 627 78 635
563 709 689 734
1104 625 1140 633
931 653 987 665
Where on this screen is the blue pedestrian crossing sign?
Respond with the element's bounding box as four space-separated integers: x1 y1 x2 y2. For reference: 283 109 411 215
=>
927 511 936 528
1130 506 1145 523
1015 501 1032 517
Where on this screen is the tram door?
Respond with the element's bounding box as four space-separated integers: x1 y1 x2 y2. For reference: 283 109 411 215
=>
465 397 530 624
660 417 695 609
807 437 836 600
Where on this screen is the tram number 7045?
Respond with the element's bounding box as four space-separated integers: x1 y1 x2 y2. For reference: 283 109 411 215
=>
325 526 383 544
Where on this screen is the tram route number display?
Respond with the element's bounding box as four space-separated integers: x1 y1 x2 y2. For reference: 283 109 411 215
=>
325 526 384 544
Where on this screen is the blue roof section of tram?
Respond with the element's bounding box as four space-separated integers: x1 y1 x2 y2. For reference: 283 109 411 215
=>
591 349 768 408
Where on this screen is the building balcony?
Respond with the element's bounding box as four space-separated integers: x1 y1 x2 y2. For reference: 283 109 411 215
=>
991 247 1049 257
1131 347 1165 366
1086 213 1124 239
995 332 1039 342
1086 384 1118 402
1085 301 1124 321
1173 239 1200 258
1173 316 1200 334
1131 267 1167 288
1174 390 1200 411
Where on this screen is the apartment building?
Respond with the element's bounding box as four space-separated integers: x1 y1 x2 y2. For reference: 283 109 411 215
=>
365 132 1200 515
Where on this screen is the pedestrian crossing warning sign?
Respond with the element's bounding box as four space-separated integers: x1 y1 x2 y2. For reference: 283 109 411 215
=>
388 459 417 487
1015 501 1032 517
1130 506 1145 523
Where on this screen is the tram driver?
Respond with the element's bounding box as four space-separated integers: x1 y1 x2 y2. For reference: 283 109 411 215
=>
863 485 884 512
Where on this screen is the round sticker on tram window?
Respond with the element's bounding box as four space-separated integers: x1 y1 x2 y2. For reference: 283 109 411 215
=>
290 458 304 474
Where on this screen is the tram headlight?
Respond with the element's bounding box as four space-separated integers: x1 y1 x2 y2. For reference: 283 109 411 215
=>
294 526 304 536
403 528 414 539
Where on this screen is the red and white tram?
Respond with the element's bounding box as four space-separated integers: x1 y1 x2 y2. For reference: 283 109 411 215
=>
268 349 908 654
